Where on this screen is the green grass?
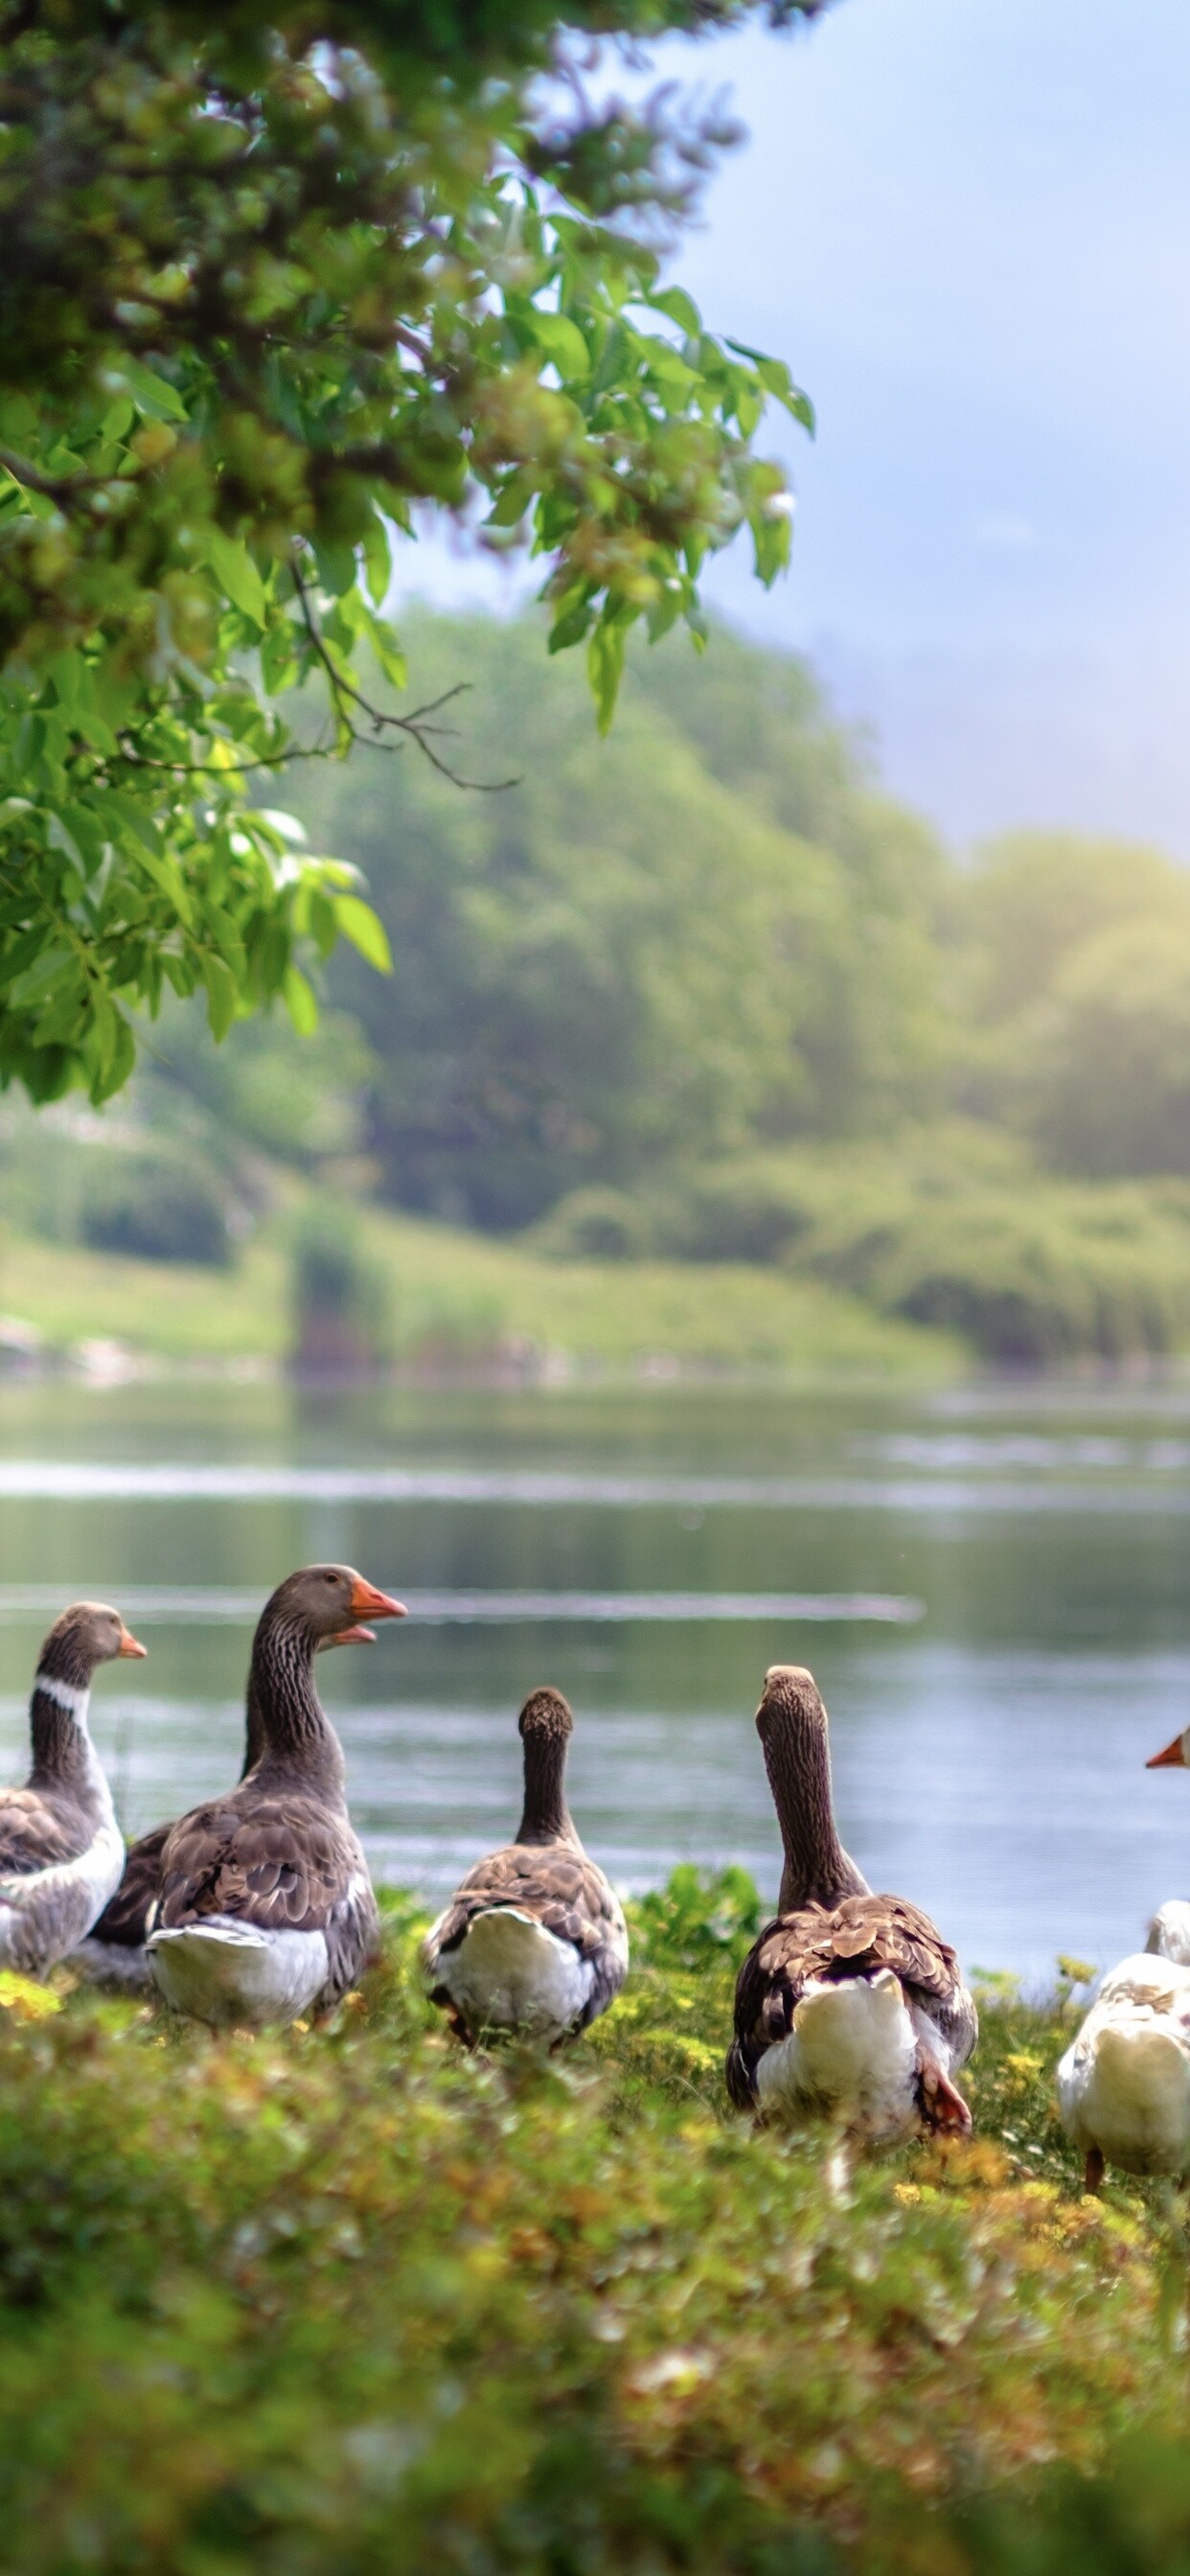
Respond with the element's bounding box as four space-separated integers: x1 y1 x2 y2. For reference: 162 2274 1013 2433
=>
0 1207 962 1376
1 1874 1188 2575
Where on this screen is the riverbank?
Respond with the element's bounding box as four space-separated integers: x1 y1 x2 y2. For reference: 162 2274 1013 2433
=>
0 1208 962 1378
0 1873 1182 2576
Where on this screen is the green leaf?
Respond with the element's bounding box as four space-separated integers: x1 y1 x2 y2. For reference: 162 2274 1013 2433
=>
725 342 816 434
586 619 629 737
311 540 356 598
529 310 590 381
107 357 188 424
648 288 701 339
361 514 392 610
207 530 267 630
364 610 407 692
201 954 240 1042
332 895 393 973
283 964 319 1035
91 1010 136 1104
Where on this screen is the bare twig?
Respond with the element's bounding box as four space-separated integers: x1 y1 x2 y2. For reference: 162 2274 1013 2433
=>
0 447 101 505
289 558 518 789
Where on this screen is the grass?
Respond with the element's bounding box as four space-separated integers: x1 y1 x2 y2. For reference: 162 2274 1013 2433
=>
0 1207 962 1376
1 1872 1189 2575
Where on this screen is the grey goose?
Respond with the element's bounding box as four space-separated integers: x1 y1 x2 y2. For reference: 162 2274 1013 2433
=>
422 1687 629 2044
0 1600 146 1980
73 1589 379 1990
726 1667 975 2140
145 1565 405 2027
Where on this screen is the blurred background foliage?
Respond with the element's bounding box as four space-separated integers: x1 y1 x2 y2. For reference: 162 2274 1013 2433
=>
10 608 1190 1366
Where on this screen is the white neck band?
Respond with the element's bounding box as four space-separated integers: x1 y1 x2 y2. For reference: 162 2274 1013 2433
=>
34 1672 90 1720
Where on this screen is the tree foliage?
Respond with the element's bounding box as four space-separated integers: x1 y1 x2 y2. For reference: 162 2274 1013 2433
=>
0 0 817 1104
296 613 942 1227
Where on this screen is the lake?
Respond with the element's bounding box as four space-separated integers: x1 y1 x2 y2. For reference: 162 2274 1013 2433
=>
1 1368 1189 1984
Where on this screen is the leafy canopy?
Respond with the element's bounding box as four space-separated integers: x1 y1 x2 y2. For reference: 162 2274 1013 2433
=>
0 0 817 1104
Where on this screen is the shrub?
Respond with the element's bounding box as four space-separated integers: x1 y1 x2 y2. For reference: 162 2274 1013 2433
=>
645 1133 1190 1363
528 1188 655 1262
629 1865 765 1972
0 1880 1178 2576
80 1148 233 1268
655 1157 821 1263
289 1201 392 1373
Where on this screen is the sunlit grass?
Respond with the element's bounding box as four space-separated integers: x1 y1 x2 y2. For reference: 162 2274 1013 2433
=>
0 1208 960 1375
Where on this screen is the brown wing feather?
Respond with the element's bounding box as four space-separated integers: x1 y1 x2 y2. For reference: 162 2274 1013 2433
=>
428 1843 628 2033
158 1791 356 1932
0 1786 88 1875
726 1892 971 2110
155 1786 379 2005
90 1821 172 1946
434 1845 617 1966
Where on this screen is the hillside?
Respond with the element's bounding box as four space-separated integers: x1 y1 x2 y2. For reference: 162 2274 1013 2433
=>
0 1201 957 1378
5 611 1190 1372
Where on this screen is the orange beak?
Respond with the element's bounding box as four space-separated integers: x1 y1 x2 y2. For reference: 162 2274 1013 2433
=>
347 1576 407 1625
117 1624 148 1660
325 1623 377 1649
1147 1732 1187 1768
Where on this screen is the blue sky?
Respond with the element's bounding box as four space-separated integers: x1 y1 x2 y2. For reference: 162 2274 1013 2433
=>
399 0 1190 854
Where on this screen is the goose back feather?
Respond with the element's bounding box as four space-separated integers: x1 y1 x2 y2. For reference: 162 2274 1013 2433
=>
423 1688 628 2043
726 1668 975 2138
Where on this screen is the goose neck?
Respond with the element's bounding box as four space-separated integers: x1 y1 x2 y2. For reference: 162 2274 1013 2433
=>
762 1707 866 1915
26 1672 114 1825
516 1729 578 1848
248 1617 345 1796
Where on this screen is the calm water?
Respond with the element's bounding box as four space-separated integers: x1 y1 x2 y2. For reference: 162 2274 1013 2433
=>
2 1370 1190 1982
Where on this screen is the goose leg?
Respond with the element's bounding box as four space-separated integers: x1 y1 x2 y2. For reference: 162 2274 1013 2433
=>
1084 2146 1105 2195
916 2045 973 2135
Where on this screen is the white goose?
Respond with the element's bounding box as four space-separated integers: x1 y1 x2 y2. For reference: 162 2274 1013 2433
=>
0 1601 147 1979
727 1667 976 2139
1058 1721 1190 2189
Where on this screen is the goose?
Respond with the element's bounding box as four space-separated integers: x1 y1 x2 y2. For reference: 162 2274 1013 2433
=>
0 1601 147 1979
726 1666 976 2139
422 1686 629 2044
1056 1723 1190 2189
145 1565 405 2028
71 1600 378 1990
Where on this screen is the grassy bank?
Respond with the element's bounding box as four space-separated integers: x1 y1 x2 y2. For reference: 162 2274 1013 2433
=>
0 1208 961 1377
0 1874 1187 2575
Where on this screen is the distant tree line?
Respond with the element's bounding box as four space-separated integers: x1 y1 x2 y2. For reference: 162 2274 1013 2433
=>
282 612 1190 1225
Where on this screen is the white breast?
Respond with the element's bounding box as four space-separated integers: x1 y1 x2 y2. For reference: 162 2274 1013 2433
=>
428 1906 597 2040
756 1968 921 2140
0 1815 125 1975
148 1919 331 2028
1058 1949 1190 2175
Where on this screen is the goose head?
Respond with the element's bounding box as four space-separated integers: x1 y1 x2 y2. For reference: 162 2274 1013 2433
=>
518 1686 574 1748
38 1600 148 1689
263 1564 407 1649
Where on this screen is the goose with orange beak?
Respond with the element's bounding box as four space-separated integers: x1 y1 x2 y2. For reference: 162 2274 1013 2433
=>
1056 1723 1190 2190
0 1600 147 1979
74 1569 396 1990
145 1567 406 2028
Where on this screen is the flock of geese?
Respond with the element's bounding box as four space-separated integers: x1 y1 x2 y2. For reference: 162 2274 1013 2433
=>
2 1562 1190 2190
